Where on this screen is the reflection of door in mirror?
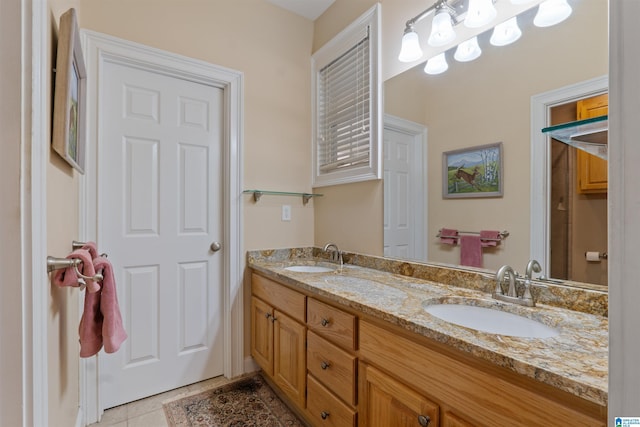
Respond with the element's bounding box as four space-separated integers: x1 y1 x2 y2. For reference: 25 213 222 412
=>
383 115 427 262
549 94 608 286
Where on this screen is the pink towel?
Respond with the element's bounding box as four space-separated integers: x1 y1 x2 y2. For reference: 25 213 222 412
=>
439 228 459 245
480 230 501 247
79 282 103 357
81 241 99 259
52 249 101 293
460 235 483 268
79 256 127 357
94 256 127 354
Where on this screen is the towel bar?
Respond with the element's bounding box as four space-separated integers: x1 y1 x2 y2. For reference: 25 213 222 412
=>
47 256 80 273
47 256 104 282
436 229 509 242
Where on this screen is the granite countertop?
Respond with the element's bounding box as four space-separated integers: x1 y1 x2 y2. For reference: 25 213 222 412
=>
248 249 608 407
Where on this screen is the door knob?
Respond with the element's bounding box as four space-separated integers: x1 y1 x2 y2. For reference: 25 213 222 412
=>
210 242 222 252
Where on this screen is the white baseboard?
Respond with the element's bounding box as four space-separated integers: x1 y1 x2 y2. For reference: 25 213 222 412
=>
75 407 84 427
244 356 260 375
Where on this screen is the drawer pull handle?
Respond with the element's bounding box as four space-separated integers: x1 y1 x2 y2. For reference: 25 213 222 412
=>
418 415 430 426
271 316 277 322
321 411 330 420
265 313 272 319
320 361 330 370
321 318 330 327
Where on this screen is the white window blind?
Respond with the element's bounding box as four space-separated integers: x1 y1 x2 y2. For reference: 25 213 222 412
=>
318 28 370 174
311 4 381 187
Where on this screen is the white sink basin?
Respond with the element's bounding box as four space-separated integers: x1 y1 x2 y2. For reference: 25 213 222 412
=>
423 300 559 339
284 265 335 273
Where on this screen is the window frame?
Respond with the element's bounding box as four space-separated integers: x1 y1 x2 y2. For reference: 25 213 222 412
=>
311 3 382 187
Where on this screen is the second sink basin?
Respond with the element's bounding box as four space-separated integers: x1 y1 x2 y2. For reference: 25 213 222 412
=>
423 298 559 339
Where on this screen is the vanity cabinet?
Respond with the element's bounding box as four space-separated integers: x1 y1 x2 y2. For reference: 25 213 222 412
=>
250 273 306 408
250 270 605 427
576 94 608 194
306 298 358 426
359 362 439 427
359 320 605 426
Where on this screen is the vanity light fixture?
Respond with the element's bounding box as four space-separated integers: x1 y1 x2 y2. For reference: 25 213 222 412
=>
464 0 497 28
398 26 423 62
454 36 482 62
424 52 449 75
397 0 573 74
489 16 522 46
533 0 572 27
427 7 457 47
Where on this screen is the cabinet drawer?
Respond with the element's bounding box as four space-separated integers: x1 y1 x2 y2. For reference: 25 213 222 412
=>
307 330 357 406
306 375 357 427
252 273 306 323
307 298 356 351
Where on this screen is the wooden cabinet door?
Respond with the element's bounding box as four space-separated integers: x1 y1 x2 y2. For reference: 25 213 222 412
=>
360 363 439 427
250 296 274 376
576 94 608 194
274 309 307 408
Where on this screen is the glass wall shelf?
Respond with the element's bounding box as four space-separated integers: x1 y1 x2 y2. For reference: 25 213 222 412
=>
542 115 608 160
242 190 323 205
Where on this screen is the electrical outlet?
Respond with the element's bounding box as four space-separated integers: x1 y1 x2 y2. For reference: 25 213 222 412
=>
282 205 292 221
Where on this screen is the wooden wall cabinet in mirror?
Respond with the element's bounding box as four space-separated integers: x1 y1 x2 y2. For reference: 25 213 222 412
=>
577 94 608 194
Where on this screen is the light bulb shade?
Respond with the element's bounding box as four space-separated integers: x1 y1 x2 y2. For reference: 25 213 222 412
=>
454 36 482 62
398 29 423 62
490 17 522 46
510 0 535 4
534 0 572 27
465 0 497 28
424 53 449 75
427 10 456 47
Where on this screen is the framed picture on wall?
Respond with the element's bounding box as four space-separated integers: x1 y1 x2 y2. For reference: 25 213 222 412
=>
443 142 503 199
52 8 87 174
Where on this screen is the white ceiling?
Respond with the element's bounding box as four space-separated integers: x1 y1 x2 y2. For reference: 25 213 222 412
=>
265 0 335 21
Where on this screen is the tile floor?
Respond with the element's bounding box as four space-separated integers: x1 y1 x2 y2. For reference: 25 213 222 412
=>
89 375 234 427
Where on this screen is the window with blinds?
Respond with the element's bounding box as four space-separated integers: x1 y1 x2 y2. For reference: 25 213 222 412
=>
312 4 381 187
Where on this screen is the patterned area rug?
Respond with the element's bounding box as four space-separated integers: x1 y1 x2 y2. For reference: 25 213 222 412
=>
163 374 305 427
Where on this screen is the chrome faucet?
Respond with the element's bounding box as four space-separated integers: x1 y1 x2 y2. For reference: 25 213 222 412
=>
523 259 542 302
323 243 343 269
494 261 540 307
495 265 518 298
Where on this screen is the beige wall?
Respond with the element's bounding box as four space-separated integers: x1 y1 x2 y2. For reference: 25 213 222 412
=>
0 0 26 424
315 0 607 271
47 1 83 426
79 0 315 253
312 0 384 255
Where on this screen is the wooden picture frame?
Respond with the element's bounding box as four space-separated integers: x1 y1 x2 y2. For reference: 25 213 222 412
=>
52 8 87 174
443 142 503 199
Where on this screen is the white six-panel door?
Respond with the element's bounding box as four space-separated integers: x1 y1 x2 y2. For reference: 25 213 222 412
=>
98 60 224 408
383 116 427 262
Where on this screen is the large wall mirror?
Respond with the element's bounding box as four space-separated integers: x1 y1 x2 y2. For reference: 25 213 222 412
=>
383 0 608 288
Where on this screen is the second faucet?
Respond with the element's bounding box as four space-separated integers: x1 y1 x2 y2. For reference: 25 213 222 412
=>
323 243 343 269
